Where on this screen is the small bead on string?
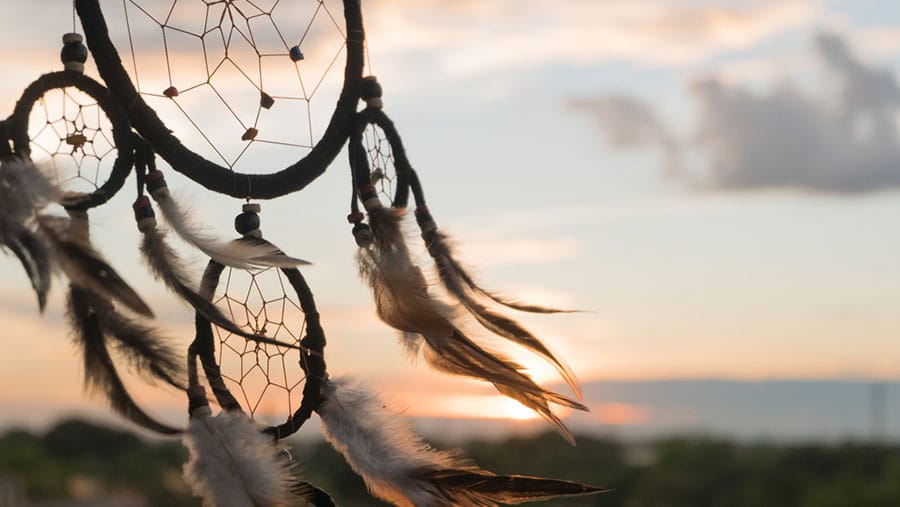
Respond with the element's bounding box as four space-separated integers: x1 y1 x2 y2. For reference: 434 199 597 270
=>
60 33 88 73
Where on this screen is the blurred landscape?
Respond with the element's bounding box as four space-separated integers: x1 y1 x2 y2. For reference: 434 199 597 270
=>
2 377 900 506
2 417 900 506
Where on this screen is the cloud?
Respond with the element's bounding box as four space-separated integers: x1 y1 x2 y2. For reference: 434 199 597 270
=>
574 32 900 194
364 0 819 77
567 95 682 177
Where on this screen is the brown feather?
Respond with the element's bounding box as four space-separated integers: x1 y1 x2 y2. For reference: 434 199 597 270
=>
5 228 51 312
424 228 575 314
66 286 181 435
420 468 608 506
359 206 586 444
38 215 153 317
83 292 185 390
422 228 582 399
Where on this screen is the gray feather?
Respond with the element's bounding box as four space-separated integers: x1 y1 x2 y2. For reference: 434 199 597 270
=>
153 192 309 268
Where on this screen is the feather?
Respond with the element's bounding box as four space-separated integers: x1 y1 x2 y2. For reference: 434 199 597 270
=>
419 469 608 505
66 286 180 435
183 407 291 507
37 215 153 317
419 330 585 446
151 187 309 269
140 226 301 349
0 160 57 311
5 228 51 311
0 159 59 219
318 378 604 507
419 220 573 315
422 228 582 400
358 207 585 443
83 292 185 390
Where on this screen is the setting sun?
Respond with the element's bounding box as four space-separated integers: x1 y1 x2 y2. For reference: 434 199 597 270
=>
414 394 545 421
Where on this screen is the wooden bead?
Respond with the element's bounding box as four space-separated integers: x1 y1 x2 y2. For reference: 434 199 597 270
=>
361 76 383 109
241 127 258 141
260 92 275 109
234 211 260 235
61 33 88 73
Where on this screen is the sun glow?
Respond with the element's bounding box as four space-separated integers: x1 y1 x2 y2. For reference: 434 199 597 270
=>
416 394 542 421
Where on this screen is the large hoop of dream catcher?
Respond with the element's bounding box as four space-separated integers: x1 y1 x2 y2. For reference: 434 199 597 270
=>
75 0 364 198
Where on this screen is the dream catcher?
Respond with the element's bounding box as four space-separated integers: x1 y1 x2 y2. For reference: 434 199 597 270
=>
0 0 604 505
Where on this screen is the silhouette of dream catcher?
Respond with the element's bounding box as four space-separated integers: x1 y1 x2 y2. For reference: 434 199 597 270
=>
0 1 605 505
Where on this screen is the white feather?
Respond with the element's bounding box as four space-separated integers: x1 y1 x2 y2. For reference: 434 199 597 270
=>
318 377 464 507
182 407 291 507
153 191 308 269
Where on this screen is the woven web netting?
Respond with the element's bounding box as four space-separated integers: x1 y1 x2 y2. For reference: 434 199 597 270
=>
104 0 347 420
363 123 397 204
27 87 116 194
113 0 347 171
212 265 307 425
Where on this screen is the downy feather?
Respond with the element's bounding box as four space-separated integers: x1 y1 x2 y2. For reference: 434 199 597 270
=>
0 160 57 311
318 378 604 507
0 160 59 221
38 215 153 317
140 227 300 349
183 408 291 507
66 286 180 434
153 193 309 269
359 207 585 443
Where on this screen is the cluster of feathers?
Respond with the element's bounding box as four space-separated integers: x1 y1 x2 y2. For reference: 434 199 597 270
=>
0 159 603 506
0 159 183 433
357 203 588 445
319 377 604 506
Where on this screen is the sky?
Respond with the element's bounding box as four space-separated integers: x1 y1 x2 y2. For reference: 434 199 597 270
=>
0 0 899 438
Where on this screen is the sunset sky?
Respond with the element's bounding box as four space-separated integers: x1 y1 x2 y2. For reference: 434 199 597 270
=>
0 0 898 436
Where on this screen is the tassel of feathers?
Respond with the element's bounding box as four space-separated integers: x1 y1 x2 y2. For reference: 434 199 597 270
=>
66 284 181 434
182 386 292 507
318 377 605 507
416 210 582 399
145 169 308 269
357 205 586 444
